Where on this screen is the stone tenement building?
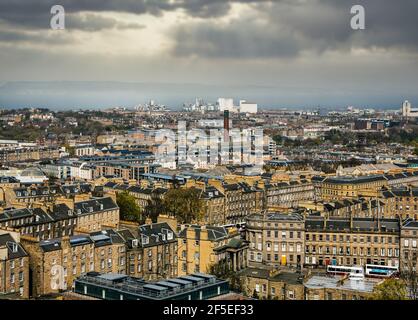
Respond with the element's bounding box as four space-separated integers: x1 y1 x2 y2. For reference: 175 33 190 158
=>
264 179 314 210
381 186 418 220
299 198 385 219
246 211 404 269
178 225 248 276
304 216 400 267
312 171 418 201
102 176 315 226
0 197 119 240
117 222 178 281
0 230 29 299
1 183 93 207
239 266 385 300
246 212 305 268
312 175 388 201
205 181 264 225
197 186 226 225
239 268 304 300
21 229 126 297
0 146 60 164
400 219 418 271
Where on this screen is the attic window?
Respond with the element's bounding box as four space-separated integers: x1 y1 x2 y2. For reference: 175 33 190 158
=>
11 242 18 253
142 235 149 245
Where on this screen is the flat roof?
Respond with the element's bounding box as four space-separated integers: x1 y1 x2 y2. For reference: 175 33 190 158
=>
304 275 381 293
97 274 128 282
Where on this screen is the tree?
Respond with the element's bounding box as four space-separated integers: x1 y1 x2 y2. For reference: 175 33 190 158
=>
163 188 203 224
116 191 142 223
370 279 408 300
400 251 418 300
145 192 165 223
208 260 244 293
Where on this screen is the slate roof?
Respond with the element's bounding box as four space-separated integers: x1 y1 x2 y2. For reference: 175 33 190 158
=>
74 197 118 215
0 233 28 259
178 225 230 241
135 222 177 247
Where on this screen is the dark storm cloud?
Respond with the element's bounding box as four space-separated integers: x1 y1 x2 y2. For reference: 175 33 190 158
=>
0 0 417 57
172 0 418 58
0 0 260 29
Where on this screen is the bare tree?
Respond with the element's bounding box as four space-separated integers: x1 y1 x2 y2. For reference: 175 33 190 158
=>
400 250 418 300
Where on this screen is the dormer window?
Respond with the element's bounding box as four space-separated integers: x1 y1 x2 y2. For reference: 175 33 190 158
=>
141 235 149 245
11 242 18 253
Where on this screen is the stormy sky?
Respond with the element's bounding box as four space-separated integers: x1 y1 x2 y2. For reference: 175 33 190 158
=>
0 0 417 109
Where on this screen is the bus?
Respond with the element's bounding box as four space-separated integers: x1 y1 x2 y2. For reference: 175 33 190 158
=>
326 265 364 276
365 264 399 278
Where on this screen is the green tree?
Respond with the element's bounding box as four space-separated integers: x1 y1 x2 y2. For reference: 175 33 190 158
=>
370 279 408 300
208 260 243 293
116 191 142 223
163 188 203 224
145 193 165 223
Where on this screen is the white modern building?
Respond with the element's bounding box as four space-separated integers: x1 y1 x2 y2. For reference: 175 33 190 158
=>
402 100 418 118
239 100 258 113
217 98 236 112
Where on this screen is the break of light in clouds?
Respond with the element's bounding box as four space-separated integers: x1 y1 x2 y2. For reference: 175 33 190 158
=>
0 0 417 109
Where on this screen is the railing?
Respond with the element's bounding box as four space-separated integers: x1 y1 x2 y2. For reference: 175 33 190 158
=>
77 275 224 298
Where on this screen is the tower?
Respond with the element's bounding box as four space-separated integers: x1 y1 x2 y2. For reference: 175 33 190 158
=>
402 100 411 117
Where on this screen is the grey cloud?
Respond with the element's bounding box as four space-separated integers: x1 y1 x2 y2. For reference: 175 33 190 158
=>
0 0 243 29
173 21 302 58
67 13 144 31
171 0 418 59
0 28 75 45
